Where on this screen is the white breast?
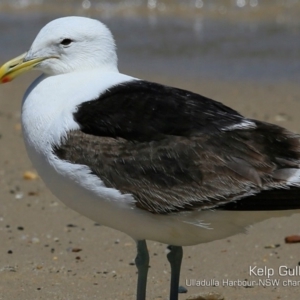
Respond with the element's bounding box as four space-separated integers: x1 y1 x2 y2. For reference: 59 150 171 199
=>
21 70 139 222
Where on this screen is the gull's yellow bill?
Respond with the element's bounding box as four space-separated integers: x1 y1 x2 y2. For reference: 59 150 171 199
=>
0 52 49 84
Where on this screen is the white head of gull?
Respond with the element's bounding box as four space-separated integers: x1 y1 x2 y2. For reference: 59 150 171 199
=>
1 16 300 300
27 16 118 75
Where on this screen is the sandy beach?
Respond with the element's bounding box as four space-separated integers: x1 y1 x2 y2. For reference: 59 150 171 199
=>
1 73 300 299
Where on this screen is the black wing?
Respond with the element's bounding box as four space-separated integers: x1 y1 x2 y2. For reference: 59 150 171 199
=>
72 80 248 140
54 80 300 214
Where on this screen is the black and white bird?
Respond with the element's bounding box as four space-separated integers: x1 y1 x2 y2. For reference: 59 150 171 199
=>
1 16 300 300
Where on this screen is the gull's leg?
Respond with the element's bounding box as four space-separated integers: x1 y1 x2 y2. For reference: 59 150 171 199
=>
135 240 150 300
167 245 183 300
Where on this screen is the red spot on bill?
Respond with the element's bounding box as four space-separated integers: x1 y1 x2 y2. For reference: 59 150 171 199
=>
1 76 11 83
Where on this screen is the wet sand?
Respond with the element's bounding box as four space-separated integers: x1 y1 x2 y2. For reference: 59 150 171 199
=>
1 73 300 299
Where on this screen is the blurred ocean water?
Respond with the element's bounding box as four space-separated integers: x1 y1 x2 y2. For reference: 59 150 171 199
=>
0 0 299 82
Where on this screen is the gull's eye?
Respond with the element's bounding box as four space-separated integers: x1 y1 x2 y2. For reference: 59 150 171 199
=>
60 38 73 46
